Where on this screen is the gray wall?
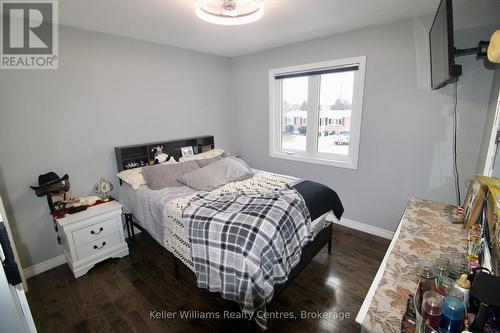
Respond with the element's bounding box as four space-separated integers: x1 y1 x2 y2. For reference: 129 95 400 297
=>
228 19 494 232
0 19 496 269
0 26 232 268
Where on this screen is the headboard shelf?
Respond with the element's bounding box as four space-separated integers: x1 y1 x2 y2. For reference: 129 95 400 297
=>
114 135 215 172
122 154 148 160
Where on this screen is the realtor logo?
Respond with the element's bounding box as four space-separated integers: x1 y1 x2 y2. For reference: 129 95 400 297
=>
1 0 58 69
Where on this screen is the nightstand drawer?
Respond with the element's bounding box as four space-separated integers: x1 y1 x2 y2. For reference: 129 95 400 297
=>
72 217 118 246
76 232 121 260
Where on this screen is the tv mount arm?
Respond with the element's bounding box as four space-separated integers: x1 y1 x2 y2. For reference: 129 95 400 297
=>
455 40 490 59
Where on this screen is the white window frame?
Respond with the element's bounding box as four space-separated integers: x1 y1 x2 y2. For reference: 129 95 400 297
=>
269 56 366 170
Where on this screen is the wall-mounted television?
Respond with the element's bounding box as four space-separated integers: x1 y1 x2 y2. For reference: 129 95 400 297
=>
429 0 462 90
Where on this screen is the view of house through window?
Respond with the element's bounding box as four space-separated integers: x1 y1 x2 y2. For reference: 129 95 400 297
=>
271 57 365 169
282 76 308 152
281 71 355 155
317 71 354 155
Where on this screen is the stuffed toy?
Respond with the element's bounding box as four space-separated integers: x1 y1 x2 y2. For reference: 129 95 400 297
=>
152 146 169 164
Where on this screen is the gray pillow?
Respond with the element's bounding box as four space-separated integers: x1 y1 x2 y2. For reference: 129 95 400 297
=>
142 160 199 190
196 155 223 168
178 157 254 191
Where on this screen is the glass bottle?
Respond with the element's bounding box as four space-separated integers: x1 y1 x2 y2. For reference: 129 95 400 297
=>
440 296 465 333
437 276 456 296
421 291 443 329
454 274 471 307
418 259 438 296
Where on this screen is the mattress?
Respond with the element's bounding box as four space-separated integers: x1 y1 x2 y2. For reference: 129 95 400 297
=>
119 170 335 272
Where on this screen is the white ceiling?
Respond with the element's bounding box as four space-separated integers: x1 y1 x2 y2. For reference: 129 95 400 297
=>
59 0 500 57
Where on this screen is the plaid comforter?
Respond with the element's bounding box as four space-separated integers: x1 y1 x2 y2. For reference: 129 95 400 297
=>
183 185 313 325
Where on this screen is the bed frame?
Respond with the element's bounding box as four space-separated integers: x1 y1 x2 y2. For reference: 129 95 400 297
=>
114 136 333 329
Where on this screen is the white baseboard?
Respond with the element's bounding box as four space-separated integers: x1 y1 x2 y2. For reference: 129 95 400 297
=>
334 218 394 240
23 254 66 279
22 219 390 279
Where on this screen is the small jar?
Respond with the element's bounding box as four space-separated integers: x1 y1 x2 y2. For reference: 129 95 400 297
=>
437 276 456 296
436 255 452 277
421 291 443 329
443 286 465 302
440 296 466 333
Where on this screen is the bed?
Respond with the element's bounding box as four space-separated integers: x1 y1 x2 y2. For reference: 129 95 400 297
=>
114 136 343 328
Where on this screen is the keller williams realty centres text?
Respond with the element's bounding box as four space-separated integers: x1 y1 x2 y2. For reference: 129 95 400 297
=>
149 310 352 321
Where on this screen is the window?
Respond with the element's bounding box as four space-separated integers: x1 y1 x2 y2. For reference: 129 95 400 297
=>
269 57 366 169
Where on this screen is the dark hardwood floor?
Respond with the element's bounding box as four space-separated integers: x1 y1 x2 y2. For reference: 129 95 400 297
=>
26 224 390 333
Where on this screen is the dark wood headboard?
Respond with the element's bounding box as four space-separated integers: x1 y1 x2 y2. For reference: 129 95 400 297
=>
114 135 215 172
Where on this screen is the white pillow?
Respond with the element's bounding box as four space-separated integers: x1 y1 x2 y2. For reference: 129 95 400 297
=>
117 168 147 189
178 148 224 162
163 157 178 164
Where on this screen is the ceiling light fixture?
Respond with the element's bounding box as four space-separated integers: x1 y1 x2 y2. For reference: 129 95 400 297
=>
195 0 264 26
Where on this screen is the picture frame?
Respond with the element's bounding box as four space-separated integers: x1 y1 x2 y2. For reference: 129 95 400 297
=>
463 178 486 228
180 146 194 157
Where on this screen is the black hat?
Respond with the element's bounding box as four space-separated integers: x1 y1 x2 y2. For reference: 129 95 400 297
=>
37 172 68 187
30 172 70 197
30 172 69 189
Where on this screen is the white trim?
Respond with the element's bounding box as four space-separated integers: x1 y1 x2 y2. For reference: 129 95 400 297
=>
0 197 28 290
483 91 500 176
269 56 366 170
355 216 402 326
307 75 320 155
23 254 66 279
335 217 394 240
269 151 358 169
11 284 37 333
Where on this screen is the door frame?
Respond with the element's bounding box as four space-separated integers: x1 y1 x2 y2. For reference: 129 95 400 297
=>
483 91 500 176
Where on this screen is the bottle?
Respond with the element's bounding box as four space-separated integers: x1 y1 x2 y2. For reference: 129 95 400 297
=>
421 291 443 329
401 295 416 333
436 254 452 277
437 276 456 296
440 296 465 333
450 255 468 279
416 259 437 310
418 259 437 295
443 287 465 303
454 274 471 306
466 261 480 283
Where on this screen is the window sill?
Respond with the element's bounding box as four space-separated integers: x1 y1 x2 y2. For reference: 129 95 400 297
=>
269 151 358 170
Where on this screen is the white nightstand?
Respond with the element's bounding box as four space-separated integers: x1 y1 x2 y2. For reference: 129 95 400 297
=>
55 201 129 278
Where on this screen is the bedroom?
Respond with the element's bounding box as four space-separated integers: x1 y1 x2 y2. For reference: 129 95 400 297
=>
0 0 500 332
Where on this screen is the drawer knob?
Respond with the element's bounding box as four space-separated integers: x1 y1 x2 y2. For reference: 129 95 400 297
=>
93 242 106 250
90 227 104 235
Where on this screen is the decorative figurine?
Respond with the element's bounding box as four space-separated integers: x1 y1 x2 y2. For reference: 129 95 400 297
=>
152 145 169 164
125 161 140 169
94 177 113 202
